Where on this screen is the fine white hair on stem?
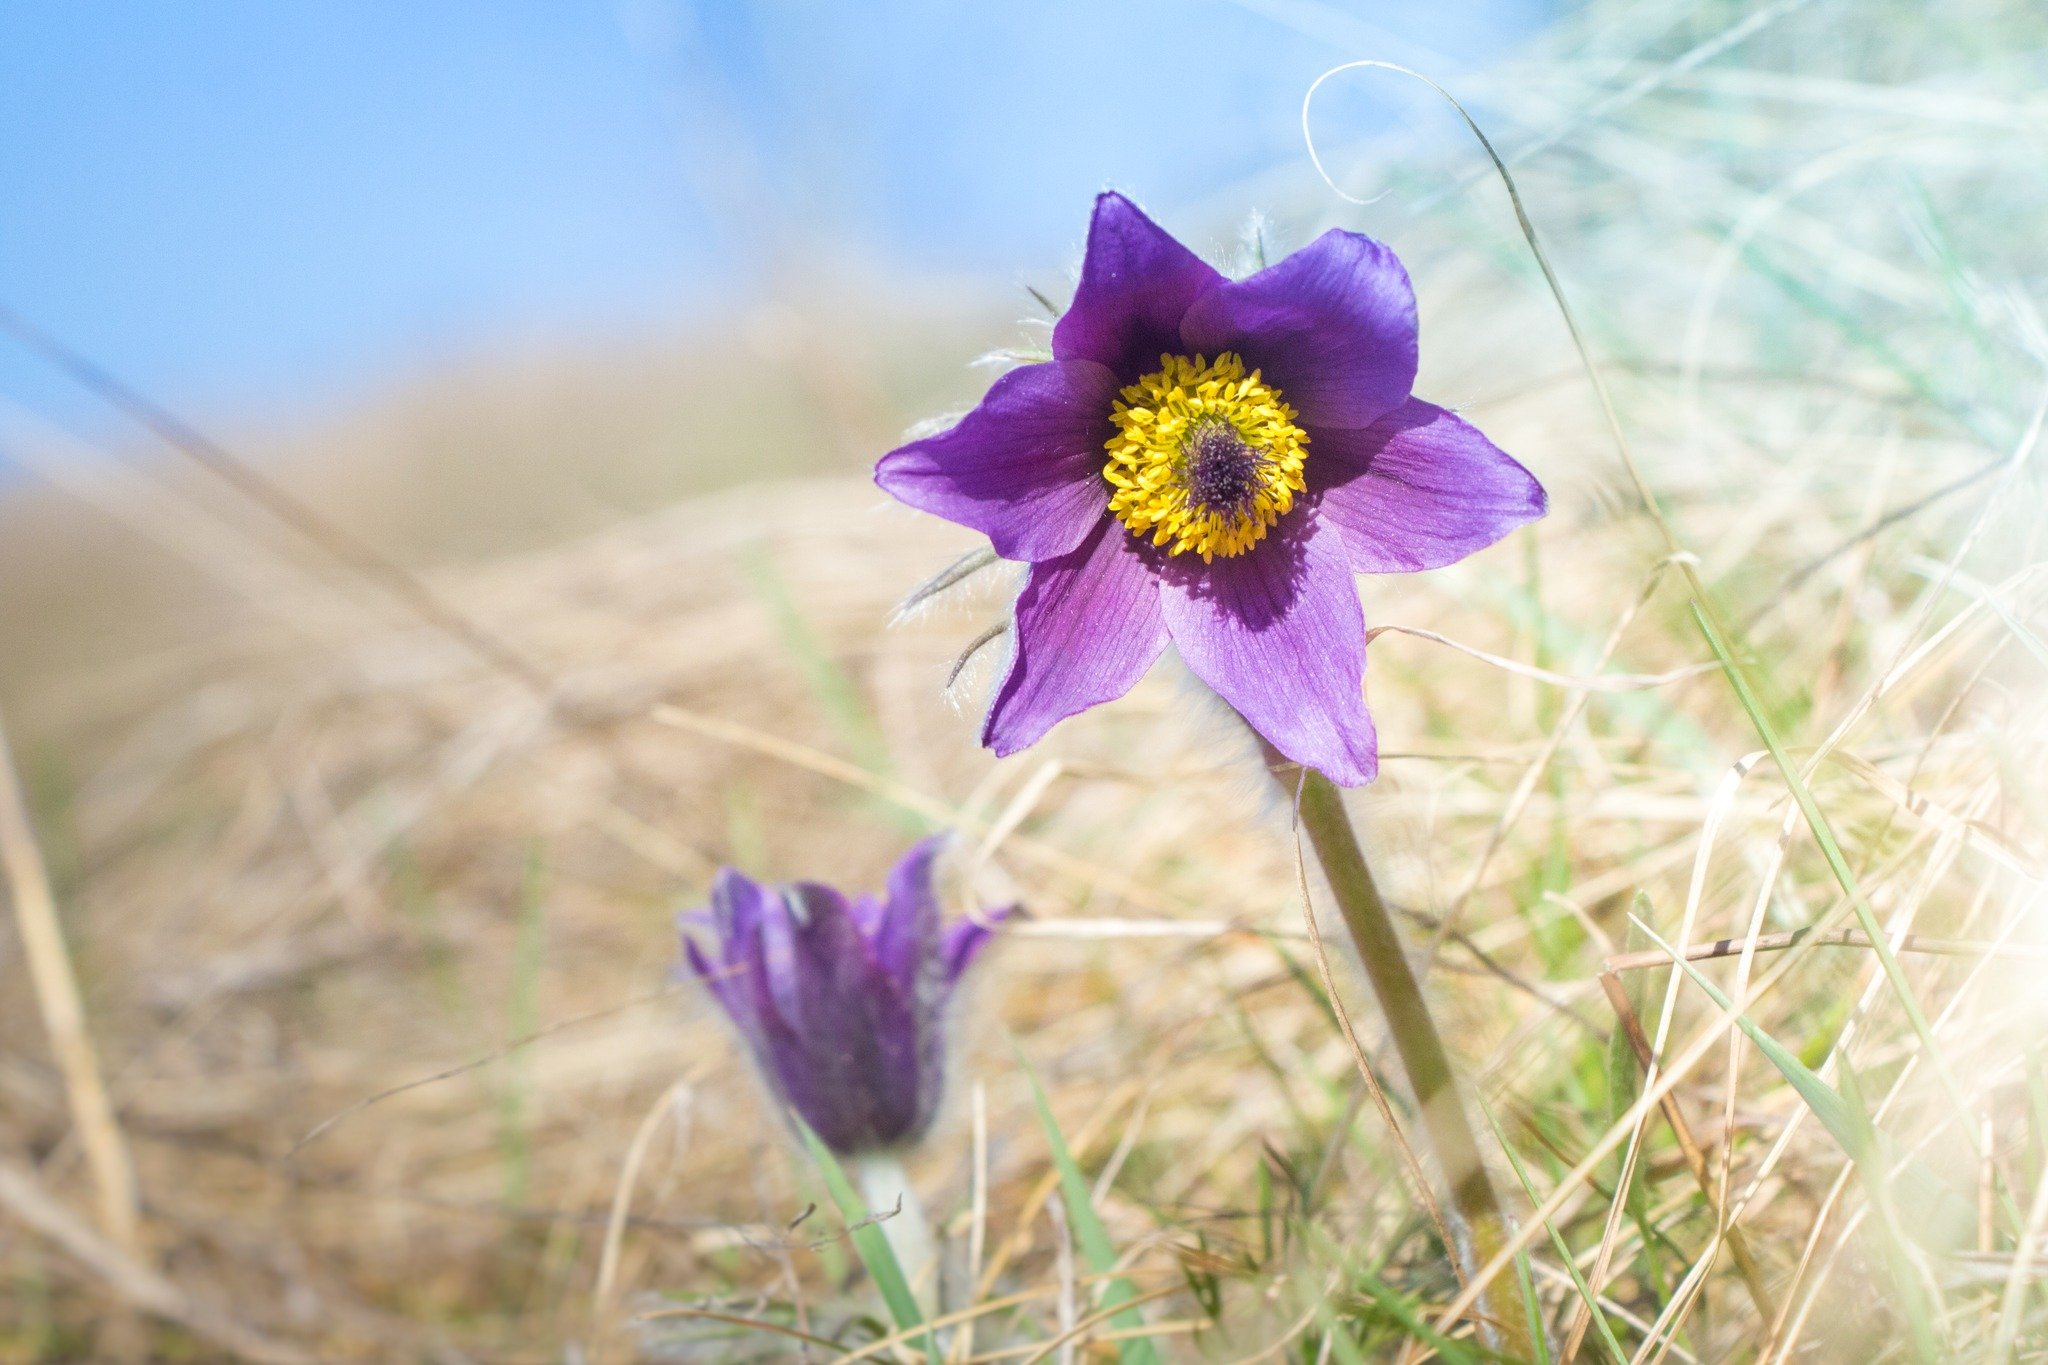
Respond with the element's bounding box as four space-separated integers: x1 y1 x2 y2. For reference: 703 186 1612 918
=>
944 620 1009 705
892 545 1003 625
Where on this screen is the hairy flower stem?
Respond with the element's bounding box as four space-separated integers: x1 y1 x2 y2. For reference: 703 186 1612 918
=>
1275 756 1533 1355
855 1153 939 1311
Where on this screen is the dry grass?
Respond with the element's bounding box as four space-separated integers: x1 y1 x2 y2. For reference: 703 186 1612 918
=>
4 1 2048 1360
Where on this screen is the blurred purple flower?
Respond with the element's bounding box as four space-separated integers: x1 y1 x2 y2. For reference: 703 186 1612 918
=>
876 193 1546 785
680 836 1010 1155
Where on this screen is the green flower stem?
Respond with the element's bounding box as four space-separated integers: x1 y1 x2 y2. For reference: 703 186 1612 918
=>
854 1152 939 1311
1275 753 1533 1356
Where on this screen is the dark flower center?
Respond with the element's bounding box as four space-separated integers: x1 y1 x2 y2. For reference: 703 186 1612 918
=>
1182 422 1270 517
1103 351 1307 560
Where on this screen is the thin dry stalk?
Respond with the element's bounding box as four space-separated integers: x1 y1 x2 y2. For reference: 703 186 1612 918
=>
1597 969 1776 1321
0 709 140 1257
4 7 2043 1357
0 1155 310 1365
0 305 557 697
589 1074 694 1358
974 1081 1143 1301
1421 558 1677 964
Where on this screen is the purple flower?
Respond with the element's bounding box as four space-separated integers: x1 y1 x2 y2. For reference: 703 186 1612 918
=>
680 836 1010 1155
876 193 1546 786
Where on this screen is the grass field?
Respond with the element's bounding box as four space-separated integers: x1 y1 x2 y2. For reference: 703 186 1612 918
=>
2 1 2047 1360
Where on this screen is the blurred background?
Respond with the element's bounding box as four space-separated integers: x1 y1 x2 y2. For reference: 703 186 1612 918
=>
5 2 2048 1361
0 0 1545 696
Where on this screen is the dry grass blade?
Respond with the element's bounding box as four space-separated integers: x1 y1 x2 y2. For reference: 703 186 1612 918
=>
5 4 2044 1357
1008 1283 1188 1365
0 305 557 697
588 1074 694 1358
0 1156 311 1365
1597 968 1776 1322
286 984 685 1159
627 1304 848 1353
0 710 139 1257
1365 621 1720 694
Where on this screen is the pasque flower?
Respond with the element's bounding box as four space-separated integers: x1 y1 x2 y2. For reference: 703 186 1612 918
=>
876 193 1546 785
681 836 1010 1155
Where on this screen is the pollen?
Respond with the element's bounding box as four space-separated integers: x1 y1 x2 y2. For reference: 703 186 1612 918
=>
1103 352 1309 561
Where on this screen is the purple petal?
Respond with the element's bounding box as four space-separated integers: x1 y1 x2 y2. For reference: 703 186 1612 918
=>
675 906 718 940
771 882 931 1150
1052 192 1225 377
1158 510 1377 786
757 881 849 1030
875 359 1120 562
1312 399 1546 573
874 835 947 993
1180 229 1417 432
748 963 923 1153
940 904 1015 986
784 882 891 1035
846 892 885 941
681 890 773 1066
684 855 988 1153
707 867 771 947
691 871 776 1027
983 516 1167 756
681 932 749 1022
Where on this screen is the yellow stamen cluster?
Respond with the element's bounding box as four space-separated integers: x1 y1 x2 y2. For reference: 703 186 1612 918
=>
1103 352 1309 561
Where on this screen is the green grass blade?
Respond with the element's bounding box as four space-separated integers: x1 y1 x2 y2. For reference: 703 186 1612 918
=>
1484 1102 1622 1364
498 843 547 1208
1291 1219 1512 1362
1314 1306 1373 1365
1634 920 1949 1361
1341 1272 1488 1365
741 545 902 780
1837 1060 1945 1364
795 1121 939 1365
1512 1236 1553 1365
1635 916 1972 1221
1629 919 1863 1153
1686 604 1989 1157
1015 1050 1159 1365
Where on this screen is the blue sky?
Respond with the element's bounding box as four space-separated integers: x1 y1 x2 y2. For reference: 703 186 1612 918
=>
0 1 1546 435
